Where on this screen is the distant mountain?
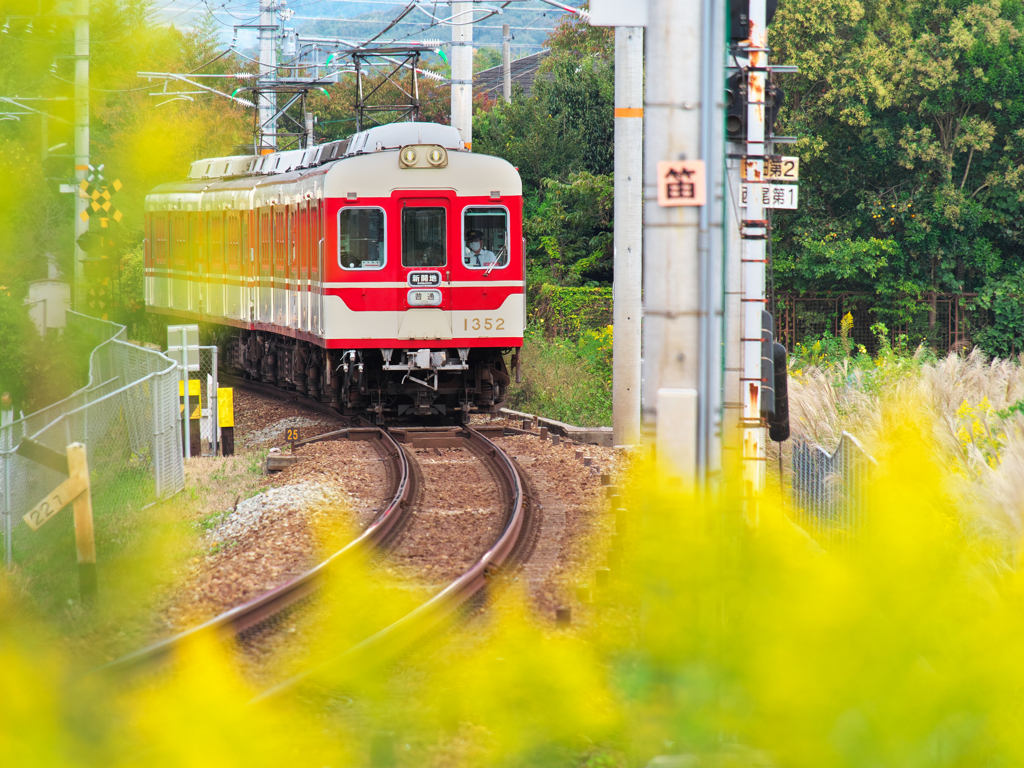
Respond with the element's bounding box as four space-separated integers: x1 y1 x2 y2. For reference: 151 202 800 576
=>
293 0 584 56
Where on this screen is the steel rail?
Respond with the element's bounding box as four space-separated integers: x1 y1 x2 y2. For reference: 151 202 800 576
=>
251 425 526 702
103 420 411 673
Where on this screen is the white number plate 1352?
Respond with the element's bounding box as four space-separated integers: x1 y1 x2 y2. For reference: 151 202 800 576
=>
464 317 505 331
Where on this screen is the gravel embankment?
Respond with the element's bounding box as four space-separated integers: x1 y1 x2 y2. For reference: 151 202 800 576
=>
231 389 337 449
491 431 626 620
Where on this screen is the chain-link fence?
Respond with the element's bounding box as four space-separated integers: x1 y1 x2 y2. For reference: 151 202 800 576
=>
1 311 184 609
791 432 875 545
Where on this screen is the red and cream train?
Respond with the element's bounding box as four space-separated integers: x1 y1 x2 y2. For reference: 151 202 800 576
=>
144 122 524 420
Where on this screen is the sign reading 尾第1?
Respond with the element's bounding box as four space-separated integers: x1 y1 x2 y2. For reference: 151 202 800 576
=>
656 160 706 207
742 155 800 182
741 183 799 210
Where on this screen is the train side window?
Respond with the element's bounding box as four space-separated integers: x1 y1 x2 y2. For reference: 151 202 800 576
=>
402 207 446 268
462 207 509 270
338 207 386 270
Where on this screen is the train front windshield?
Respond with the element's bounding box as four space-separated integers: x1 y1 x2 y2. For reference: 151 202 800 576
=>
402 207 446 267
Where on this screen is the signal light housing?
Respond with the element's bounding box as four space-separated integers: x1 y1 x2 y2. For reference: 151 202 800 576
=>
769 342 790 442
760 311 775 419
730 0 778 42
726 72 746 142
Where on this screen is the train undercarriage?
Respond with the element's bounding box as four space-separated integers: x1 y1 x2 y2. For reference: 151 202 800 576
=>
225 330 514 423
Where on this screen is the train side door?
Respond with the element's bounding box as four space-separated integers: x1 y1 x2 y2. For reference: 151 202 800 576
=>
192 210 205 315
289 203 299 329
298 201 309 333
397 197 452 340
311 199 322 335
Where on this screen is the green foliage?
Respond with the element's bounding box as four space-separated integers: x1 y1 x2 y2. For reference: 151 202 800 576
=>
473 47 502 73
0 291 93 411
526 173 614 285
771 0 1024 350
530 284 613 339
507 324 611 426
967 269 1024 357
473 13 615 287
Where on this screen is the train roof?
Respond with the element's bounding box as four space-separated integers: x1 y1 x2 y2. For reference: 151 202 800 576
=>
183 122 465 182
147 121 520 210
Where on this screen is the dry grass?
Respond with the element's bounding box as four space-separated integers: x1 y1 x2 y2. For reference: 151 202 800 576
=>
774 349 1024 552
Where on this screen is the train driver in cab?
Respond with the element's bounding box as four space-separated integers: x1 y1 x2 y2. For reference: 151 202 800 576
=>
464 229 497 268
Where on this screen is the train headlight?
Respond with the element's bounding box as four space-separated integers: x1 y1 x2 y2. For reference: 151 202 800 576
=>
427 147 447 166
399 144 448 168
400 147 419 166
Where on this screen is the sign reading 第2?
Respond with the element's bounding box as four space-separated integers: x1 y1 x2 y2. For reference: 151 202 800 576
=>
407 270 442 287
741 183 799 210
742 155 800 182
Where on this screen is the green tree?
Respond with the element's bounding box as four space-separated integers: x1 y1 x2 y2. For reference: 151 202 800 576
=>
526 172 614 286
472 9 615 286
771 0 1024 350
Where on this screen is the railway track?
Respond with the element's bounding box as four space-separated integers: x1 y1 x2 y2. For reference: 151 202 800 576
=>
252 422 527 701
105 376 530 684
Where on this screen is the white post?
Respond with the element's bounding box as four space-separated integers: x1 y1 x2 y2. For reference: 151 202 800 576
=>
740 0 769 519
642 0 703 479
502 23 512 103
450 1 474 148
259 0 277 150
612 27 644 446
73 0 89 310
656 389 698 482
211 346 219 457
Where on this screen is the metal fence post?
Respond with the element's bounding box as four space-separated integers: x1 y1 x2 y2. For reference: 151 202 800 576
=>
181 327 190 460
3 453 11 566
152 374 162 497
211 345 219 457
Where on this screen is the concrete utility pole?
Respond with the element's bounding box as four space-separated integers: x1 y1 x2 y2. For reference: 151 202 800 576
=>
450 1 473 148
259 0 278 150
73 0 89 310
612 26 643 446
502 22 512 103
697 0 726 486
642 0 724 481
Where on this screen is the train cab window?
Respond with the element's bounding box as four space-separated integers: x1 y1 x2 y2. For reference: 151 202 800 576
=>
462 207 509 269
338 207 386 270
402 207 446 268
